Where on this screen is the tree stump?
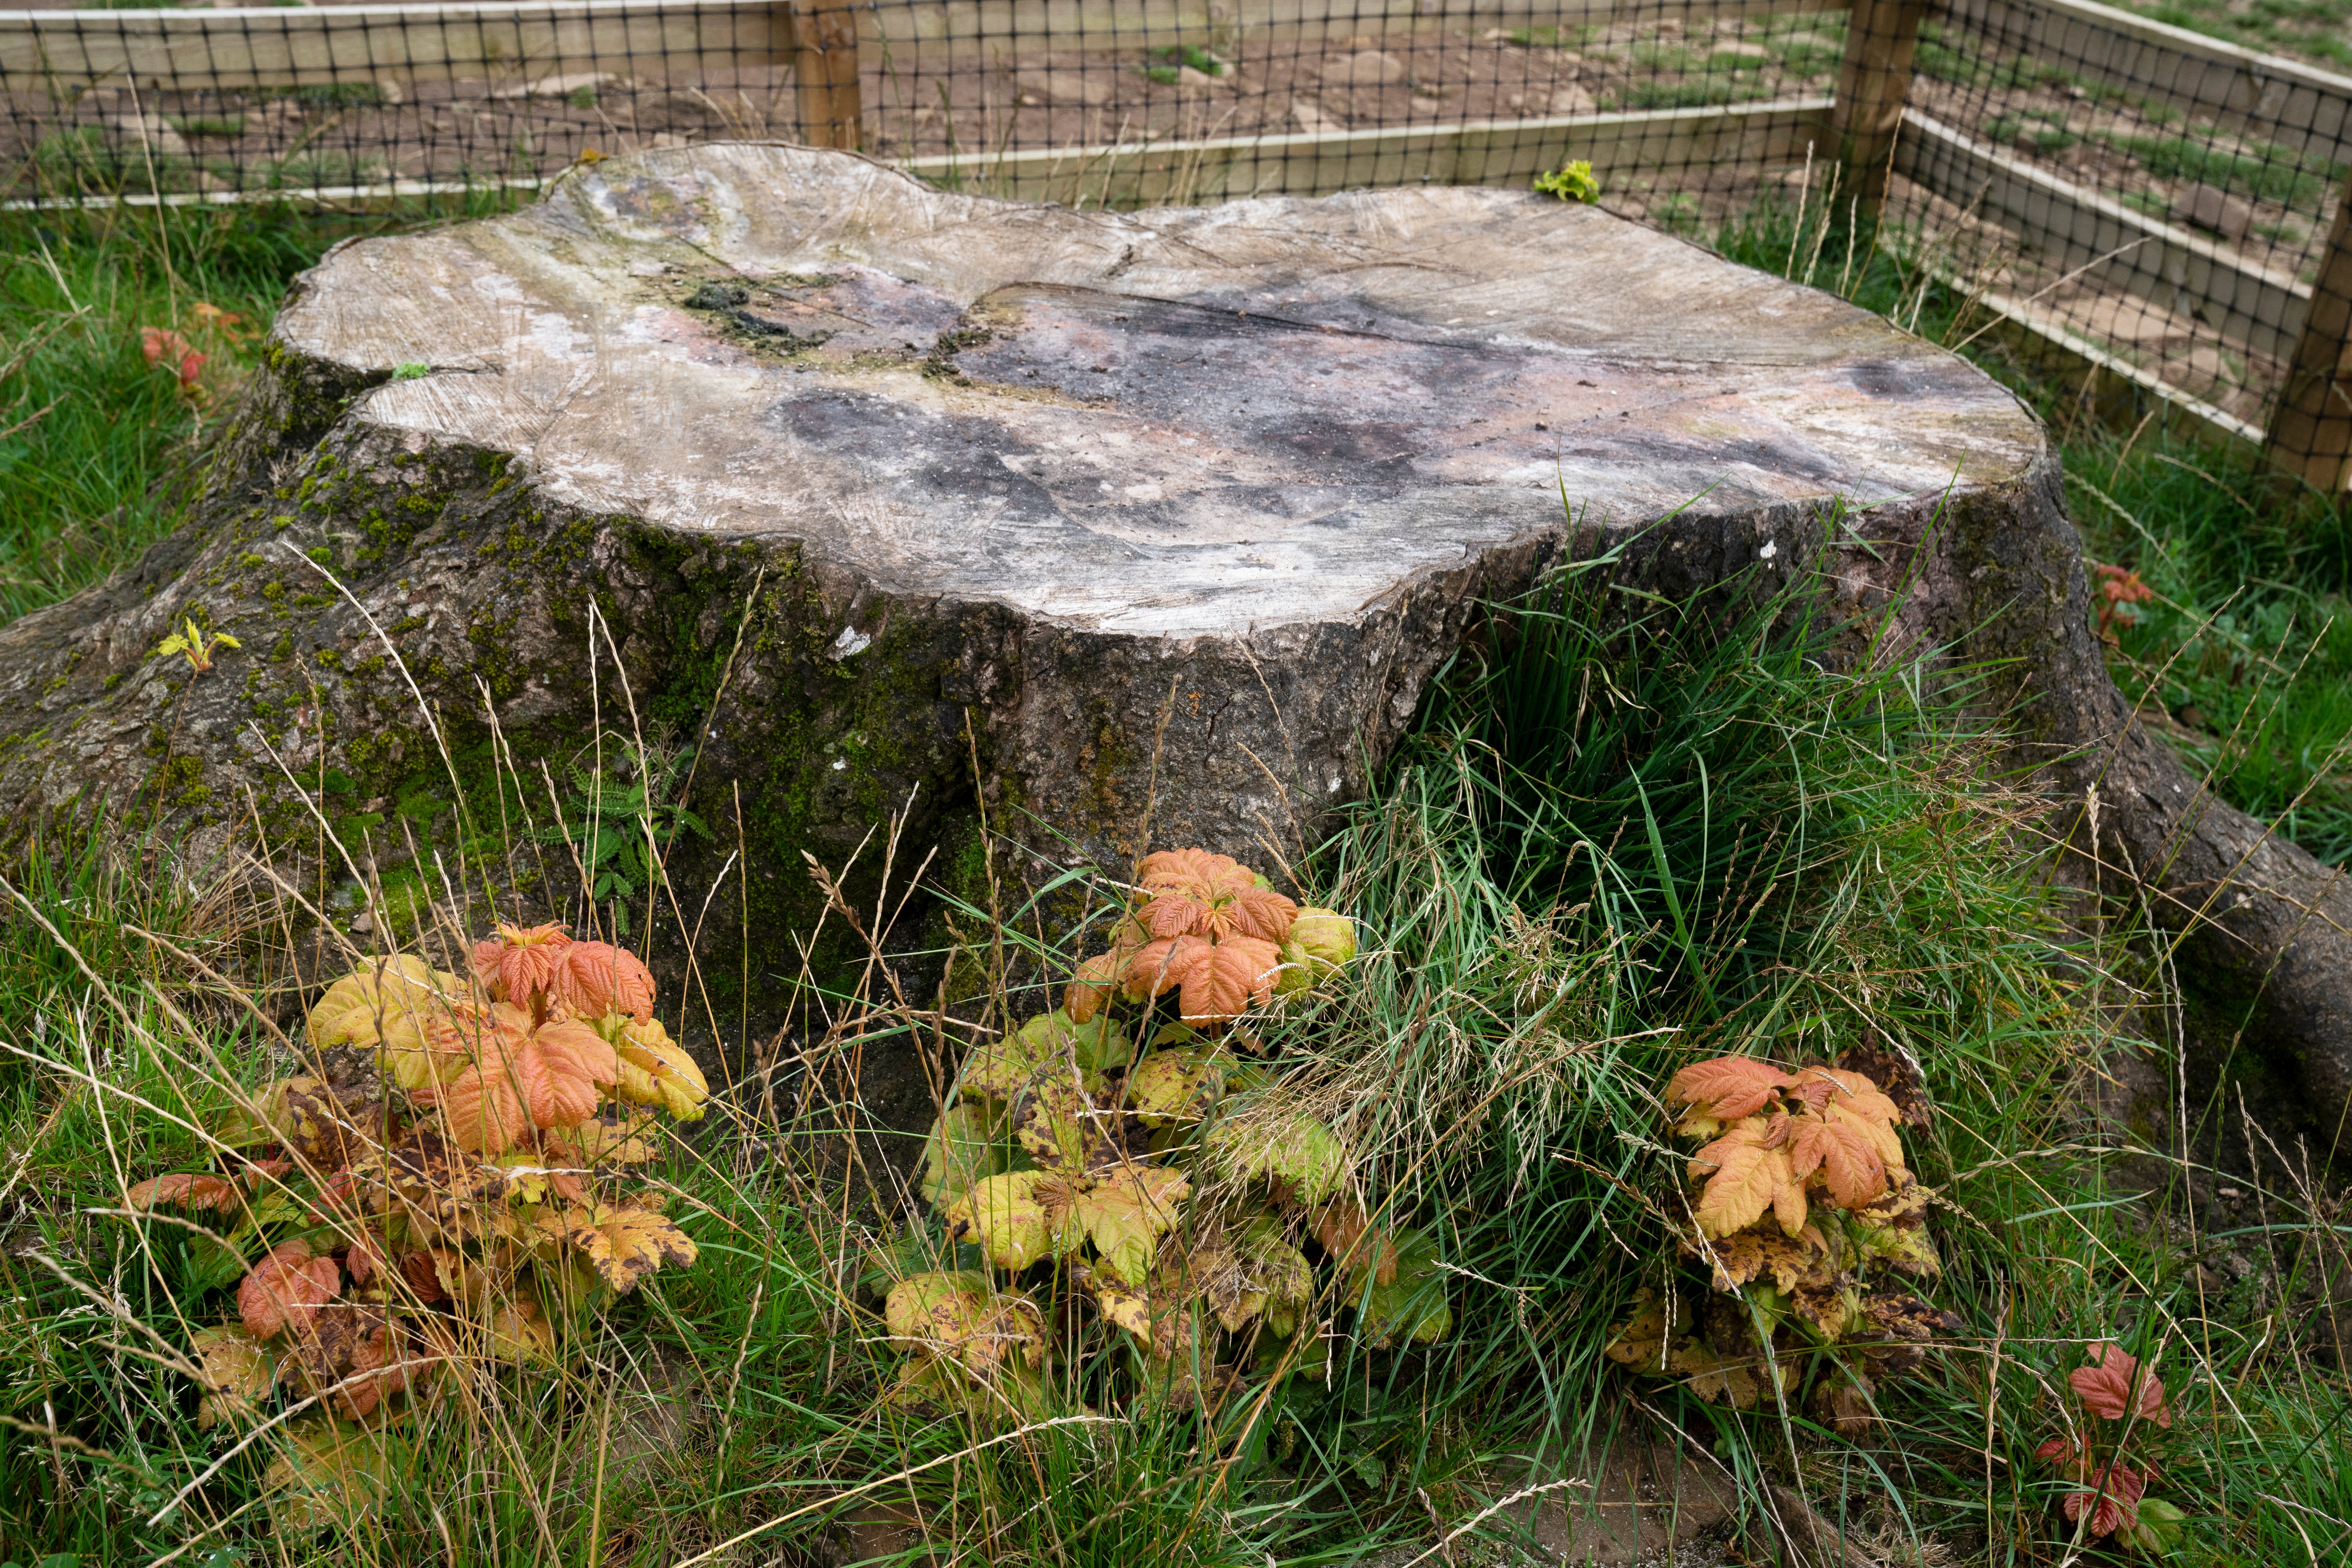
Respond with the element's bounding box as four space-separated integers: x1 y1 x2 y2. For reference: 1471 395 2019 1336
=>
0 146 2343 1142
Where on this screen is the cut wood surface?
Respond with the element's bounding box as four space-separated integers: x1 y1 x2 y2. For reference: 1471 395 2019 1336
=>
0 145 2341 1139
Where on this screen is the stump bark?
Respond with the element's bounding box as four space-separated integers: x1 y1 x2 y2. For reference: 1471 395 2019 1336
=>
0 146 2342 1144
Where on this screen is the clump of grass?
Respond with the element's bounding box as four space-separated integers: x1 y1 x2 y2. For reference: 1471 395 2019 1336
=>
2063 432 2352 864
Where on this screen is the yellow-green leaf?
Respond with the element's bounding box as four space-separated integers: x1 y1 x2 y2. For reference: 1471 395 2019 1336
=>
1065 1162 1190 1285
190 1323 275 1429
945 1170 1069 1271
1087 1270 1156 1347
264 1418 404 1533
1012 1077 1142 1174
884 1270 1045 1379
1125 1044 1228 1128
963 1009 1128 1100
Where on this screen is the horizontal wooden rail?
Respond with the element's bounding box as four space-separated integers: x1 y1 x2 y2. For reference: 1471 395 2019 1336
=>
0 2 790 89
1898 108 2310 364
863 0 1844 52
1943 0 2352 169
896 96 1833 203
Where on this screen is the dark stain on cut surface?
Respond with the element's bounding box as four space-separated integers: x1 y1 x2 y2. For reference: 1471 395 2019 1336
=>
947 285 1556 480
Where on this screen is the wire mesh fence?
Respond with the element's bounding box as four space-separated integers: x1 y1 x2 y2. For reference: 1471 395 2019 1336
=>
7 0 2352 484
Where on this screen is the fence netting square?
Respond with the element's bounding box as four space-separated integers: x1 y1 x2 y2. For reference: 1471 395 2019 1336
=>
5 0 2351 484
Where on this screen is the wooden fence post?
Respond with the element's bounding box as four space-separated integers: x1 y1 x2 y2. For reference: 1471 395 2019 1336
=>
791 0 861 150
2265 167 2352 491
1832 0 1932 221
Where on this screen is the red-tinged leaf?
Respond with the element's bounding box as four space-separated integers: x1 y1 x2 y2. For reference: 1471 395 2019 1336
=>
2036 1436 2081 1465
1120 935 1197 1002
469 922 572 1005
1172 935 1281 1023
2070 1343 2171 1427
1665 1056 1797 1121
552 941 655 1021
127 1172 242 1212
240 1157 295 1189
1227 884 1300 943
1313 1197 1398 1287
398 1250 450 1304
239 1241 340 1339
2060 1461 2145 1537
1785 1111 1888 1209
1132 849 1293 942
1064 949 1128 1025
1793 1065 1904 1129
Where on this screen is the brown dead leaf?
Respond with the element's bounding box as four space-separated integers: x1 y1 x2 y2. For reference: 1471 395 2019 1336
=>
1704 1223 1829 1295
1667 1336 1770 1408
1856 1293 1966 1377
1835 1036 1931 1127
1312 1196 1397 1288
1602 1286 1686 1369
1812 1368 1878 1437
278 1077 379 1167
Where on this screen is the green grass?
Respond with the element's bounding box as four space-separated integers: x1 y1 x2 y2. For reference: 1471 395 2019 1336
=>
2134 0 2352 70
2104 130 2345 208
0 208 336 623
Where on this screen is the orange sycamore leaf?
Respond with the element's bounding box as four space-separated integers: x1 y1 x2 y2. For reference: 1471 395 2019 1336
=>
1794 1065 1904 1128
1145 933 1282 1022
238 1241 341 1338
470 922 572 1006
1666 1056 1798 1122
1785 1111 1889 1209
127 1172 243 1212
552 941 655 1022
1313 1196 1398 1287
1133 849 1298 943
